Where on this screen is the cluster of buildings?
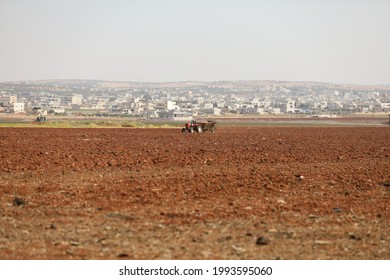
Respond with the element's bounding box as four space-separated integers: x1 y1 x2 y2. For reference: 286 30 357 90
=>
1 80 389 120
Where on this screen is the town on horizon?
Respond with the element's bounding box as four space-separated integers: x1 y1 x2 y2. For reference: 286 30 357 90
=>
1 79 389 119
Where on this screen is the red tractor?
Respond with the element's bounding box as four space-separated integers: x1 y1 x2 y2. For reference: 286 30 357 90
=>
182 120 216 133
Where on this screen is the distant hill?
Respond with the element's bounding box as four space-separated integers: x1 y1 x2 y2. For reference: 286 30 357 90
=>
2 79 390 91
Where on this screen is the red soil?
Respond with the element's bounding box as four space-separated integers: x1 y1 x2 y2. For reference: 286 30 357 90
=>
0 127 389 259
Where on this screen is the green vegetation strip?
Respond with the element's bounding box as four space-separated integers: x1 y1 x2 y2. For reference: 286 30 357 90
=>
0 118 385 128
0 120 178 129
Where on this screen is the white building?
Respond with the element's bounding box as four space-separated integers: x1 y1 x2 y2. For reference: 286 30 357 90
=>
95 98 107 110
167 100 176 110
13 102 25 113
286 99 296 113
72 94 83 106
203 103 214 109
158 110 192 120
381 103 390 111
200 107 222 115
48 106 65 114
0 95 17 105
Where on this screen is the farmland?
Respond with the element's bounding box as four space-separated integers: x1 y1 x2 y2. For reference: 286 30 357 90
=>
0 126 389 259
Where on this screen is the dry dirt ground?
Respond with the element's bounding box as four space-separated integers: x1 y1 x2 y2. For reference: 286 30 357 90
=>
0 126 389 259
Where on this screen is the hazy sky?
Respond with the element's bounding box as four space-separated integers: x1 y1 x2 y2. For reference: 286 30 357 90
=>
1 0 389 84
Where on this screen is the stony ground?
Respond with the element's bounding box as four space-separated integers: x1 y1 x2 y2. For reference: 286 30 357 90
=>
0 126 389 259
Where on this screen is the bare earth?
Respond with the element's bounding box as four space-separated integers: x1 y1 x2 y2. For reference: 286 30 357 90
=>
0 127 389 259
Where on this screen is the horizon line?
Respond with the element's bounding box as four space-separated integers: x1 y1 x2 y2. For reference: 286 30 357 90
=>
1 78 390 87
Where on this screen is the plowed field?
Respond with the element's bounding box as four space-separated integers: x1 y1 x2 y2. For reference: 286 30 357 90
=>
0 127 389 259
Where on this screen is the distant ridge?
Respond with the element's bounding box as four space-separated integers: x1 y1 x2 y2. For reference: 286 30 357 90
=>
1 79 390 91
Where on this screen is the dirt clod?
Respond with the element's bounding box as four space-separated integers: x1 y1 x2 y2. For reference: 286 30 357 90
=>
13 197 26 207
256 237 269 245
